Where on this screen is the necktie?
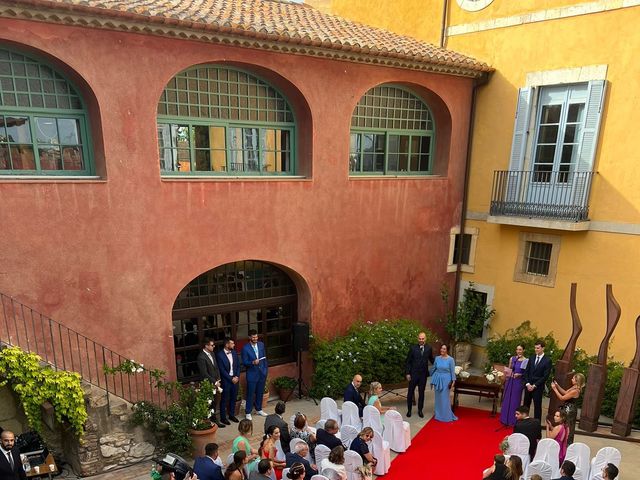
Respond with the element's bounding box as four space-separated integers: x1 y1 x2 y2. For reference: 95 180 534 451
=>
253 344 259 358
420 346 424 355
535 356 540 367
7 452 13 469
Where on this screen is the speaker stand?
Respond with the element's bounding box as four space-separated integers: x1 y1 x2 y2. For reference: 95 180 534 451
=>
296 350 318 405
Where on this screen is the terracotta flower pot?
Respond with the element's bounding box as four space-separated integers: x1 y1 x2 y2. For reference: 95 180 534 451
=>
277 388 294 402
189 423 218 458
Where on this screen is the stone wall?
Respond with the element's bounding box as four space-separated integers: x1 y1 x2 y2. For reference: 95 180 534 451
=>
0 386 28 434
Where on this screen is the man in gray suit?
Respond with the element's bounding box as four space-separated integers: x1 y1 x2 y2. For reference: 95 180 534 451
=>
197 338 225 428
264 401 291 454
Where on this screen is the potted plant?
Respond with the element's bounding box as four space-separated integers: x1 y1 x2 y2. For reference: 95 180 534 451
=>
272 376 297 401
441 283 495 364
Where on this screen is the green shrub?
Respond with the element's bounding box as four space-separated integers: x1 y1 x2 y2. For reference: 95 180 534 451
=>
310 318 436 399
486 321 563 367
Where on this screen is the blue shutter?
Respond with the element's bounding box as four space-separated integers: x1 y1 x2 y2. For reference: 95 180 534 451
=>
506 87 534 202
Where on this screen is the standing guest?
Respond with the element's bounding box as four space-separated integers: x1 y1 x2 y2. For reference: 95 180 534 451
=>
264 401 291 454
513 405 541 460
349 428 377 468
405 331 434 418
320 446 347 480
225 451 248 480
551 373 585 445
193 443 224 480
290 413 316 458
233 419 260 471
522 339 552 421
217 337 241 425
242 329 269 420
552 460 576 480
248 460 273 480
197 338 225 428
285 443 317 480
546 410 569 465
343 374 366 417
499 344 527 426
482 454 508 480
430 344 457 422
316 419 342 450
602 463 619 480
260 425 286 480
367 382 395 414
0 431 26 480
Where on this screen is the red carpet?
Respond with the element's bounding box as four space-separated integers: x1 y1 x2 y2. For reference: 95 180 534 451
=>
385 407 507 479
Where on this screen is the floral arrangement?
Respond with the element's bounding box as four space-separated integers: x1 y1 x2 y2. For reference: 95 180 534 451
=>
454 365 471 379
485 368 504 384
499 436 509 453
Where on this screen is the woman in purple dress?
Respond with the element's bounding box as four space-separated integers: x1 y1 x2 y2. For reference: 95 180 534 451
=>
499 344 526 426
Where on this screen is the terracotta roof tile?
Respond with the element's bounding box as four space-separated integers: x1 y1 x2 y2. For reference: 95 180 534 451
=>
5 0 492 76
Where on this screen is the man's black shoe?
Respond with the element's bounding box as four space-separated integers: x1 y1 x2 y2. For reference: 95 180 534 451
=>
406 411 412 418
215 421 226 428
221 418 231 425
418 411 424 418
229 416 240 423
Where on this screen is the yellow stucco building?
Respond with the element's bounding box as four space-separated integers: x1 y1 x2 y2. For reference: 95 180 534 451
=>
310 0 640 363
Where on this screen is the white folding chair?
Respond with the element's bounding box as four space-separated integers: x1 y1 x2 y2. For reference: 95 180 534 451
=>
506 433 531 473
341 401 362 430
533 438 560 478
363 405 383 434
311 476 330 480
565 442 590 480
321 397 342 422
589 446 621 480
524 460 553 480
340 425 359 449
382 410 410 453
369 429 391 476
343 450 364 480
315 444 331 467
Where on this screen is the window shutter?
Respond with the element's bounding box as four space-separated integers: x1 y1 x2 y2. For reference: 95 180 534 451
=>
577 80 606 172
506 87 534 201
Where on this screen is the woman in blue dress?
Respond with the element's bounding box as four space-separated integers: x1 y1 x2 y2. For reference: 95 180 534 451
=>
430 344 458 422
499 344 526 426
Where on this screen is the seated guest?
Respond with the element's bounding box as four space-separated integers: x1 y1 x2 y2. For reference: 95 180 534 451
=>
290 413 316 457
530 476 543 480
602 463 619 480
194 443 224 480
546 410 569 464
285 463 306 480
285 442 317 480
225 451 248 480
233 419 260 471
248 459 273 480
344 374 366 417
349 427 377 468
507 455 523 480
482 454 508 480
367 382 395 414
552 460 576 480
260 425 286 480
513 405 541 460
320 446 347 480
265 401 291 454
316 419 342 450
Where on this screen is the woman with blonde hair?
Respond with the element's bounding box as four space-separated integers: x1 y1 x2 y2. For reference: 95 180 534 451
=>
367 382 395 414
551 372 585 444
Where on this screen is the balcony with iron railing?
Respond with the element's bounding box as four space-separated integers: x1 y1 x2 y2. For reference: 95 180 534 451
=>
488 170 594 230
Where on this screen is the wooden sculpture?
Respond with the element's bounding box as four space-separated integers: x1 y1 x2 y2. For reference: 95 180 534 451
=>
547 283 582 422
579 284 621 431
612 314 640 436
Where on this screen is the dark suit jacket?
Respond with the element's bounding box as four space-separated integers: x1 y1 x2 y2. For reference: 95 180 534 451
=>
241 341 268 382
405 344 434 379
216 348 240 384
551 477 575 480
522 354 552 390
264 413 291 454
197 350 220 384
343 383 366 416
0 447 27 480
316 428 342 450
513 417 542 458
285 452 316 480
193 456 224 480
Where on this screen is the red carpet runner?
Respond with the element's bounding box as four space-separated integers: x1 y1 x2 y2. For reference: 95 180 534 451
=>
384 407 507 479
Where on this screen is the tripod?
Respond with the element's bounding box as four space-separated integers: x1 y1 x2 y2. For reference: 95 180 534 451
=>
295 349 318 405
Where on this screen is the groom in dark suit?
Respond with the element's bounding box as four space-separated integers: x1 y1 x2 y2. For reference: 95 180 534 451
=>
522 339 553 421
216 337 240 425
405 331 434 418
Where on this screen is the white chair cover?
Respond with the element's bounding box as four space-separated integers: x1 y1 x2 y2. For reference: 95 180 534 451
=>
226 453 235 468
311 476 330 480
320 467 344 480
343 450 364 480
315 419 327 431
321 397 342 422
275 440 286 461
340 425 359 449
524 460 553 480
341 401 362 430
565 442 590 480
363 405 383 435
506 433 531 473
315 444 331 466
533 439 560 478
369 428 391 476
588 446 621 480
282 468 290 480
382 410 411 453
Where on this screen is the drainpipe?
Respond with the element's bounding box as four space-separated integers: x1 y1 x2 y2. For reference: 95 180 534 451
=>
440 0 449 48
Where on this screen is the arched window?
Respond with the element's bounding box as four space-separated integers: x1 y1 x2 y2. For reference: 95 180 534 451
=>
157 66 295 176
172 260 297 382
0 47 93 175
350 85 435 175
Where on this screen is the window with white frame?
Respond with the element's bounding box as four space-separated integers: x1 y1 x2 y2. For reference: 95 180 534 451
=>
447 226 478 273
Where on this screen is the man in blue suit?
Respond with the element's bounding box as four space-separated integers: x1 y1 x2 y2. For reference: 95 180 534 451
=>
241 329 268 420
343 374 366 417
216 337 240 425
522 339 553 421
193 443 224 480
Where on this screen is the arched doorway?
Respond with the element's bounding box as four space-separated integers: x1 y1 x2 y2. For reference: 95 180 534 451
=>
172 260 298 382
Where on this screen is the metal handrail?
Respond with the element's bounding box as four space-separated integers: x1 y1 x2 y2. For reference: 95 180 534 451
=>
0 292 171 413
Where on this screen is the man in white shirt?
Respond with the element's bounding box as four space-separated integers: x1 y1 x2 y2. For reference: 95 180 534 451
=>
216 337 240 424
522 339 552 421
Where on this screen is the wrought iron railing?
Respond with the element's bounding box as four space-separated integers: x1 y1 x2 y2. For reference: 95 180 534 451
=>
0 292 171 413
490 170 594 222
